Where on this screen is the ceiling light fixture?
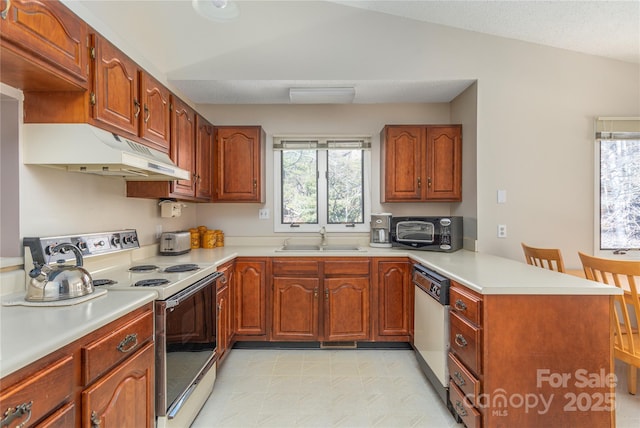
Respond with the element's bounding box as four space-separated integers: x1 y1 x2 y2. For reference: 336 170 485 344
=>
289 87 356 104
192 0 239 22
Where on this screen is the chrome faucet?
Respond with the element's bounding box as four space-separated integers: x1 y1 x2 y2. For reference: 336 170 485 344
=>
319 226 327 247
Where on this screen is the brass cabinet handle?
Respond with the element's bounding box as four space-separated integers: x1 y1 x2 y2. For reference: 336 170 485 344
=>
324 288 329 300
313 287 318 299
143 104 150 123
417 177 421 188
454 333 468 348
116 333 138 353
91 410 101 428
453 371 466 387
134 99 141 118
1 401 32 428
1 0 10 20
253 179 257 190
427 177 432 187
455 400 468 417
454 299 467 311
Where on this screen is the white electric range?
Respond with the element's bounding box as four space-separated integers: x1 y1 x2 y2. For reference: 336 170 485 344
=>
23 230 223 428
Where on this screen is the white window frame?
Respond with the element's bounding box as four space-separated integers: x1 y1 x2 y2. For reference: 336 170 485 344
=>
593 117 640 258
273 135 372 233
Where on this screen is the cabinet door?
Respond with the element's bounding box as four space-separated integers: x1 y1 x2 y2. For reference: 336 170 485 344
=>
323 277 370 341
170 96 196 197
0 0 88 90
272 277 320 341
216 283 230 363
91 35 139 137
376 260 411 339
82 342 154 428
426 126 462 201
195 115 214 201
234 259 267 337
214 126 263 202
139 72 170 153
381 126 425 202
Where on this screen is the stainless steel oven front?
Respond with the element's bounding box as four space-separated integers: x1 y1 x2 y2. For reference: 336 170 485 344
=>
155 271 223 420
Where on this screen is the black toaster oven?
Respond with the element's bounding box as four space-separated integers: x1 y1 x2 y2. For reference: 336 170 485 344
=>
391 216 463 252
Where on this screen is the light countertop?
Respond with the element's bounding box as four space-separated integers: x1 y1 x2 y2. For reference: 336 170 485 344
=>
0 245 619 379
0 289 155 377
165 246 620 296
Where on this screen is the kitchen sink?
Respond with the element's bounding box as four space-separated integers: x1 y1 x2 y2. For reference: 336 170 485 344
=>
276 244 365 252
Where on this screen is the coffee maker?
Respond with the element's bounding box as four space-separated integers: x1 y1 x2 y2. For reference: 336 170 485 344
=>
369 213 392 247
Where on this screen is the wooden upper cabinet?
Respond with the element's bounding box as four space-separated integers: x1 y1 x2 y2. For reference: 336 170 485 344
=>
91 34 139 137
139 72 170 153
23 32 172 155
213 126 265 202
170 96 196 197
0 0 89 90
426 126 462 201
195 114 214 200
381 125 425 201
381 124 462 202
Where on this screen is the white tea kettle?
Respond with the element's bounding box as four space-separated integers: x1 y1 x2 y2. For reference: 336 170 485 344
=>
26 243 94 302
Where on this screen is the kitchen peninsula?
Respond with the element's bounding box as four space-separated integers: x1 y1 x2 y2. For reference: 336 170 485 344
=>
1 245 620 428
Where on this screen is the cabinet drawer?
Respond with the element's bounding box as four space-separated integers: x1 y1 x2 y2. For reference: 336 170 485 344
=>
0 355 74 428
450 311 482 374
273 259 320 275
324 260 369 275
448 352 481 403
449 380 482 428
450 284 482 325
82 309 154 385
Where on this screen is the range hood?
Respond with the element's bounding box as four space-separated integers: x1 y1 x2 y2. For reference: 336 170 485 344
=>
22 123 190 181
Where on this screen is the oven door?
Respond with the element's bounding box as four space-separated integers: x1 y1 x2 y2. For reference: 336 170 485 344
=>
155 272 221 419
395 220 435 244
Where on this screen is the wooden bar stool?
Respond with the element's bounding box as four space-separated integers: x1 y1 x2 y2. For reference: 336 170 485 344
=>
579 252 640 395
521 243 566 273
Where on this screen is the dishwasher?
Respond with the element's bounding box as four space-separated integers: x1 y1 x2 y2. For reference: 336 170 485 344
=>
412 263 451 407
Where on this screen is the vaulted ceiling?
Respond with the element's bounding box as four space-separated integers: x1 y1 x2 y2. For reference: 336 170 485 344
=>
68 1 639 104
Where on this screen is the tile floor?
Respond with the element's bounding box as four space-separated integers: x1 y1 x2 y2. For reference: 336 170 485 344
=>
192 349 640 428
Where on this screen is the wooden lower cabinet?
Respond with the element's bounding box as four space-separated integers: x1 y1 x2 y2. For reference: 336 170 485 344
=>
272 277 320 340
269 258 370 342
234 258 268 339
324 276 370 341
0 303 155 428
374 258 412 341
216 276 232 364
449 282 615 428
82 342 154 428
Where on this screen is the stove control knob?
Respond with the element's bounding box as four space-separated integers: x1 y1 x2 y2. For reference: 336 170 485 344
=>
45 244 56 255
95 240 105 247
77 242 88 251
111 236 121 246
123 235 132 244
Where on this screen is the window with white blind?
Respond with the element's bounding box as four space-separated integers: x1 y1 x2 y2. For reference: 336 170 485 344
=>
595 118 640 253
273 136 371 233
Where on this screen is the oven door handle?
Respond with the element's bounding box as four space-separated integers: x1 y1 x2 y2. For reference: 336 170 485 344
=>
165 271 223 309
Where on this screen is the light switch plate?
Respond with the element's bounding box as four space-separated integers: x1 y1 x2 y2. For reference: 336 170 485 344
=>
259 208 270 220
497 189 507 204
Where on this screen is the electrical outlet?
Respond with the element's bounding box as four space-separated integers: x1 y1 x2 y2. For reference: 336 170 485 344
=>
259 208 270 220
497 224 507 238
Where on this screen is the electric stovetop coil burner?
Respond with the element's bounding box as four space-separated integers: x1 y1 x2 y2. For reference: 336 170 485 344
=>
129 265 159 273
134 278 170 287
164 263 200 273
93 279 117 287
